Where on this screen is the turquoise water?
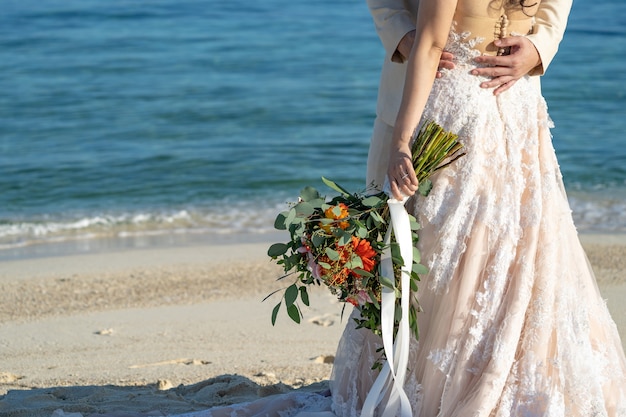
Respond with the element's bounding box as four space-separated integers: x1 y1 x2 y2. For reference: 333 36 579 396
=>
1 0 625 258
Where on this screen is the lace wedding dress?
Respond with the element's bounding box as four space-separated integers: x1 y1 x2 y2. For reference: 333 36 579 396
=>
330 1 626 416
53 1 626 416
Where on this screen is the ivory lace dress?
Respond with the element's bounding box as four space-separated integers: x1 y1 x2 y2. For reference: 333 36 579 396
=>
330 0 626 416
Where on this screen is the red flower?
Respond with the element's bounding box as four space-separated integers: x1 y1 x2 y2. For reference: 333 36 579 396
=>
352 236 377 273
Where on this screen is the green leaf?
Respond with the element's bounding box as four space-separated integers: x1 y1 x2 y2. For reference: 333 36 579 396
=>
418 179 433 196
410 277 418 291
318 261 331 269
412 263 429 275
300 186 320 202
371 210 385 225
337 230 352 246
379 275 395 289
353 268 374 278
271 302 281 325
267 243 289 257
325 247 340 261
356 226 368 238
295 201 315 217
413 247 421 263
285 207 297 226
367 290 380 309
409 216 421 231
274 212 288 230
308 198 325 208
311 234 326 248
345 254 363 270
361 195 384 207
300 286 310 306
321 177 350 196
287 304 301 323
285 284 299 306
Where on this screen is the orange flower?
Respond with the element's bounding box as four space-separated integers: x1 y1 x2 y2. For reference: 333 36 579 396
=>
352 236 377 273
321 203 350 232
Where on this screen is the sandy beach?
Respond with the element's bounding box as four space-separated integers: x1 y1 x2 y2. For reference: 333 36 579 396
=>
1 234 625 417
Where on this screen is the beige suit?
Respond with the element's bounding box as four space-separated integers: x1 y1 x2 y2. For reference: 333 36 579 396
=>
365 0 573 188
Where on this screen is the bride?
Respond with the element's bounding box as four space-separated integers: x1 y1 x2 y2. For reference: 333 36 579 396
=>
328 0 626 415
58 0 626 415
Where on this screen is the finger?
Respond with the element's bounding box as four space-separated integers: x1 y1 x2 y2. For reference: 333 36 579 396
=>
473 55 510 68
494 36 524 48
390 181 402 201
493 79 518 96
471 66 514 78
480 75 515 89
438 61 455 70
440 51 455 61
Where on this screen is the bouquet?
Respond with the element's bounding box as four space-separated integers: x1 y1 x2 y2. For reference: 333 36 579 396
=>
266 121 463 343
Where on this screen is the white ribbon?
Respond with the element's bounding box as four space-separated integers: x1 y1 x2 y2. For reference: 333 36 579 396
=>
361 190 414 417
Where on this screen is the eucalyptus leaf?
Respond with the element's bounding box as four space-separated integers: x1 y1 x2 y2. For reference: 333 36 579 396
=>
300 186 320 202
413 247 421 263
285 208 297 226
413 263 429 275
311 234 325 248
321 177 350 196
379 275 395 289
300 286 310 306
285 284 299 306
267 243 289 257
362 195 384 207
368 290 380 308
353 268 374 278
318 261 331 269
295 202 315 217
345 255 363 270
338 231 352 246
371 210 385 224
418 179 433 196
271 302 281 325
409 216 421 231
287 304 301 323
274 212 288 230
325 247 340 261
331 205 343 217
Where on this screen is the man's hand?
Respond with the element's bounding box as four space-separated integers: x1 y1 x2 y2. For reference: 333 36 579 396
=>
472 36 542 95
396 30 455 76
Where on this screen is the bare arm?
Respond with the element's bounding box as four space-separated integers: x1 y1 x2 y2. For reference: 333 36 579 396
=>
388 0 458 199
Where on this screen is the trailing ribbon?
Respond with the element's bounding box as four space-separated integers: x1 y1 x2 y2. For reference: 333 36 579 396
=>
361 192 413 417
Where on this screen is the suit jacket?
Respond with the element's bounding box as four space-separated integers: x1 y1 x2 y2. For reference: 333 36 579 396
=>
366 0 573 126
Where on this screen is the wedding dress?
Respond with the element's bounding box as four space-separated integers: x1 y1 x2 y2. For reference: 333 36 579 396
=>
330 1 626 416
52 0 626 416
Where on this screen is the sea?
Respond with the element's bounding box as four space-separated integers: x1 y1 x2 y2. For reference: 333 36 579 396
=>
1 0 625 261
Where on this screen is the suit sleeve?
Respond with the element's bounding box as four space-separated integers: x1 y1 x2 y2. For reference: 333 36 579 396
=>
526 0 573 75
366 0 416 63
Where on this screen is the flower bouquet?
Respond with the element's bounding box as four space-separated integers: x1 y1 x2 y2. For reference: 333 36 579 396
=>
266 121 464 342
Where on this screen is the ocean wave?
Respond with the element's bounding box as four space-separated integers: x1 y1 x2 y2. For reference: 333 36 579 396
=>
0 202 286 251
0 194 625 255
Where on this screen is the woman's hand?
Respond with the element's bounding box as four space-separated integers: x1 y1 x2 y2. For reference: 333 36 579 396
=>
387 144 419 200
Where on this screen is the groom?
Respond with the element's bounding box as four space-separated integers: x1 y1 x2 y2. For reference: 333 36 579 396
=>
365 0 573 189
